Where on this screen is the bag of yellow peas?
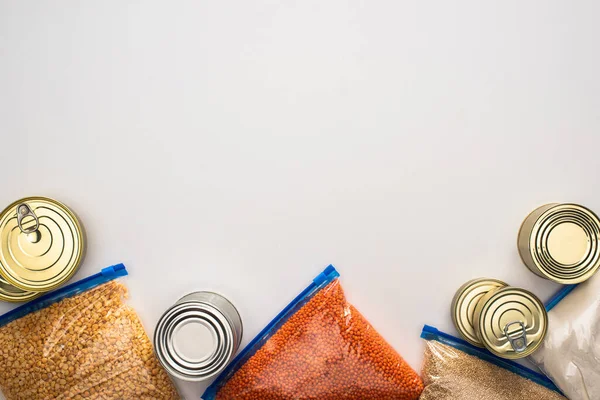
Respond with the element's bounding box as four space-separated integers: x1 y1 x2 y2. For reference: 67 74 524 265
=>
0 264 179 400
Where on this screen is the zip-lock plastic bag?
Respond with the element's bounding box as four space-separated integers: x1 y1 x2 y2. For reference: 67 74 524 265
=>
0 264 179 400
530 273 600 400
203 265 423 400
420 325 565 399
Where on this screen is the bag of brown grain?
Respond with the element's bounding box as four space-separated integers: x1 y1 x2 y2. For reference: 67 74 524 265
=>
0 264 179 400
202 265 423 400
420 325 566 400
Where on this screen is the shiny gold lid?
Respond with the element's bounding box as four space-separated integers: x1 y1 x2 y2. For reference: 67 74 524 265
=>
473 287 547 359
0 275 40 302
518 203 600 284
0 197 85 292
451 278 508 347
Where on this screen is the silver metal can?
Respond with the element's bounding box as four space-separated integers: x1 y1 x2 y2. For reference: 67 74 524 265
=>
154 292 243 382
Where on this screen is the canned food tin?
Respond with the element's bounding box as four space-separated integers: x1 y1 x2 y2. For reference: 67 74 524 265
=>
451 278 508 347
154 291 243 382
518 203 600 284
0 275 40 302
0 197 85 293
473 287 547 359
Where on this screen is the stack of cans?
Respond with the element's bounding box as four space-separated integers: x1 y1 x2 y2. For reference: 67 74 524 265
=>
451 202 600 359
451 279 547 359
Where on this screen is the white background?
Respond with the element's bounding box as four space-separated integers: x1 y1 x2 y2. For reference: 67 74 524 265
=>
1 1 599 399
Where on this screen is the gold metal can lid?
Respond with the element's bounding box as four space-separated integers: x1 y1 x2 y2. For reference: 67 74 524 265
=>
0 275 40 302
473 287 547 359
0 197 85 292
451 278 508 347
519 203 600 284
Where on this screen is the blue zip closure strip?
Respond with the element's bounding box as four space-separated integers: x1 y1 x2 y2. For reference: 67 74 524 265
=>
0 264 128 328
545 284 578 312
202 265 340 400
421 325 561 394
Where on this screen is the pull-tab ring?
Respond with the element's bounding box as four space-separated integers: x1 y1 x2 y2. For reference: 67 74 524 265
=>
504 321 528 352
16 203 39 234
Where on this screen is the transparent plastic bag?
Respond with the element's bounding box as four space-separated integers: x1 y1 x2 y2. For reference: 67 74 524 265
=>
203 266 423 400
420 326 565 400
530 273 600 400
0 264 179 400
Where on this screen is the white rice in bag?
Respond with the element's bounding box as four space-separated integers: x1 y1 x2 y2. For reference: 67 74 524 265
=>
530 272 600 400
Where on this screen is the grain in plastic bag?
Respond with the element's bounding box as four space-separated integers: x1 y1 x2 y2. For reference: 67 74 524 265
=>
203 265 423 400
0 264 179 400
530 273 600 400
420 325 565 400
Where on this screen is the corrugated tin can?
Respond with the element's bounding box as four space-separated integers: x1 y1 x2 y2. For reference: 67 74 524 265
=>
518 203 600 284
154 291 243 382
451 278 508 347
473 286 547 359
0 196 85 295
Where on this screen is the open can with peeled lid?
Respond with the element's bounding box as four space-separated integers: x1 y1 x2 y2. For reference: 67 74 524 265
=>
0 196 85 300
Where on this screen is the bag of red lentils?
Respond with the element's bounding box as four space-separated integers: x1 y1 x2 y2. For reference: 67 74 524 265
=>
203 265 423 400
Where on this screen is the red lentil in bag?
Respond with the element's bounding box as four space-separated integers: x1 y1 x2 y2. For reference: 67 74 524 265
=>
203 265 423 400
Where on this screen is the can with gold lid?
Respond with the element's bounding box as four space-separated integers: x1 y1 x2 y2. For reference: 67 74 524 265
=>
473 286 547 359
0 197 85 293
518 203 600 284
0 275 40 302
451 278 508 347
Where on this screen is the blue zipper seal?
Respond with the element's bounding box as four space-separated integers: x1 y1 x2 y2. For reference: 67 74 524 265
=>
545 284 577 312
421 325 561 394
202 265 340 400
0 263 128 328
